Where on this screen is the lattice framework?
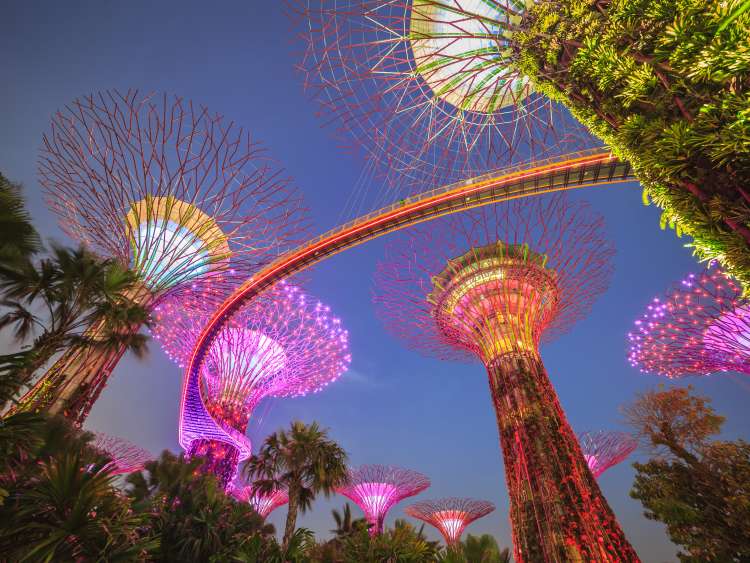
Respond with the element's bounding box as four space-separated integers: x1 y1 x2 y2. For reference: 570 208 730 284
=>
153 281 350 487
18 89 308 424
578 431 638 478
373 195 639 561
336 464 431 534
293 0 598 193
91 431 152 476
628 267 750 377
405 497 494 545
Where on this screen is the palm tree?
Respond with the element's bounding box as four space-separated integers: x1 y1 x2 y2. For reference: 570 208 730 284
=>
0 244 149 410
0 173 40 263
245 420 349 552
332 503 368 537
0 448 155 561
462 534 511 563
127 450 275 561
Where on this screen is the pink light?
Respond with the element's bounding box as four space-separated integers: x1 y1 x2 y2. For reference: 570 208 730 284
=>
248 489 289 519
405 498 494 546
578 431 637 478
336 465 430 534
628 265 750 377
353 482 399 519
433 510 469 544
91 432 152 476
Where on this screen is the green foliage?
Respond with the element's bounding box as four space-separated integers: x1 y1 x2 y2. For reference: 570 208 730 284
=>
0 413 154 561
515 0 750 291
244 420 349 553
126 450 275 562
625 386 750 561
310 518 439 563
460 534 512 563
0 172 40 263
0 244 150 409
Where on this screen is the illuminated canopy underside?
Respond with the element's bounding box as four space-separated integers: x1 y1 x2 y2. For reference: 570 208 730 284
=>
703 304 750 367
205 327 288 411
428 242 558 361
126 196 230 291
409 0 530 114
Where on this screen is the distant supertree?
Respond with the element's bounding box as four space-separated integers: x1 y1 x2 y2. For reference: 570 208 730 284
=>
294 0 597 192
230 481 289 520
336 464 430 535
578 431 638 479
405 498 494 546
374 195 639 561
91 431 152 476
152 281 350 487
628 267 750 377
17 90 308 425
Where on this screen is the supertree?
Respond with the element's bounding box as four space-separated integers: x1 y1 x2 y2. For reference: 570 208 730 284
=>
152 281 351 487
578 431 638 479
293 0 598 193
373 195 639 561
16 89 308 425
90 431 152 476
335 464 430 535
405 497 494 546
230 481 289 519
628 266 750 377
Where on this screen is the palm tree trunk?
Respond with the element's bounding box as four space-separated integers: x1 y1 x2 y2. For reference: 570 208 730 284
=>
12 286 152 425
12 324 135 424
282 484 300 554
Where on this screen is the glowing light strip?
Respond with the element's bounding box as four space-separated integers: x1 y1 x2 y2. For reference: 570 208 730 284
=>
178 151 633 446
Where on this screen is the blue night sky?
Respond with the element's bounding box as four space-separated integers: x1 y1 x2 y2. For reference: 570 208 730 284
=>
2 3 749 561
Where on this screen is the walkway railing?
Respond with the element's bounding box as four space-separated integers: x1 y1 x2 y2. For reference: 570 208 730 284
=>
178 149 636 454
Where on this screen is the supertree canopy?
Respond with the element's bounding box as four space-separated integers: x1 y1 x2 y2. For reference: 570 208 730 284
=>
152 281 350 487
91 431 152 476
405 498 494 546
17 89 308 425
230 481 289 520
336 464 431 535
628 267 750 377
578 431 638 479
294 0 597 191
373 195 639 562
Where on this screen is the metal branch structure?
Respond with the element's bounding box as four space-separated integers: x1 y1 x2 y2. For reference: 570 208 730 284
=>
230 482 289 519
373 195 639 561
336 464 431 534
17 89 308 425
405 497 494 546
178 150 635 522
154 281 350 487
91 431 152 476
578 431 638 479
628 267 750 377
293 0 598 193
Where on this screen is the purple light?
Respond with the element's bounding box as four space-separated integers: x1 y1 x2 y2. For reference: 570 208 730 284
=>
154 281 351 488
91 432 152 476
405 498 495 546
336 465 430 534
628 265 750 377
578 431 637 478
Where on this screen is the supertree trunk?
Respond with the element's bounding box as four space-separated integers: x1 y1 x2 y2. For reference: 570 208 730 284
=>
187 438 241 489
14 323 139 425
487 352 639 562
14 286 153 425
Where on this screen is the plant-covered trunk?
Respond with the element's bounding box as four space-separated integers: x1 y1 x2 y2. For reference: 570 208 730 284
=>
486 352 639 562
283 483 301 554
12 322 137 425
12 287 151 425
514 0 750 291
